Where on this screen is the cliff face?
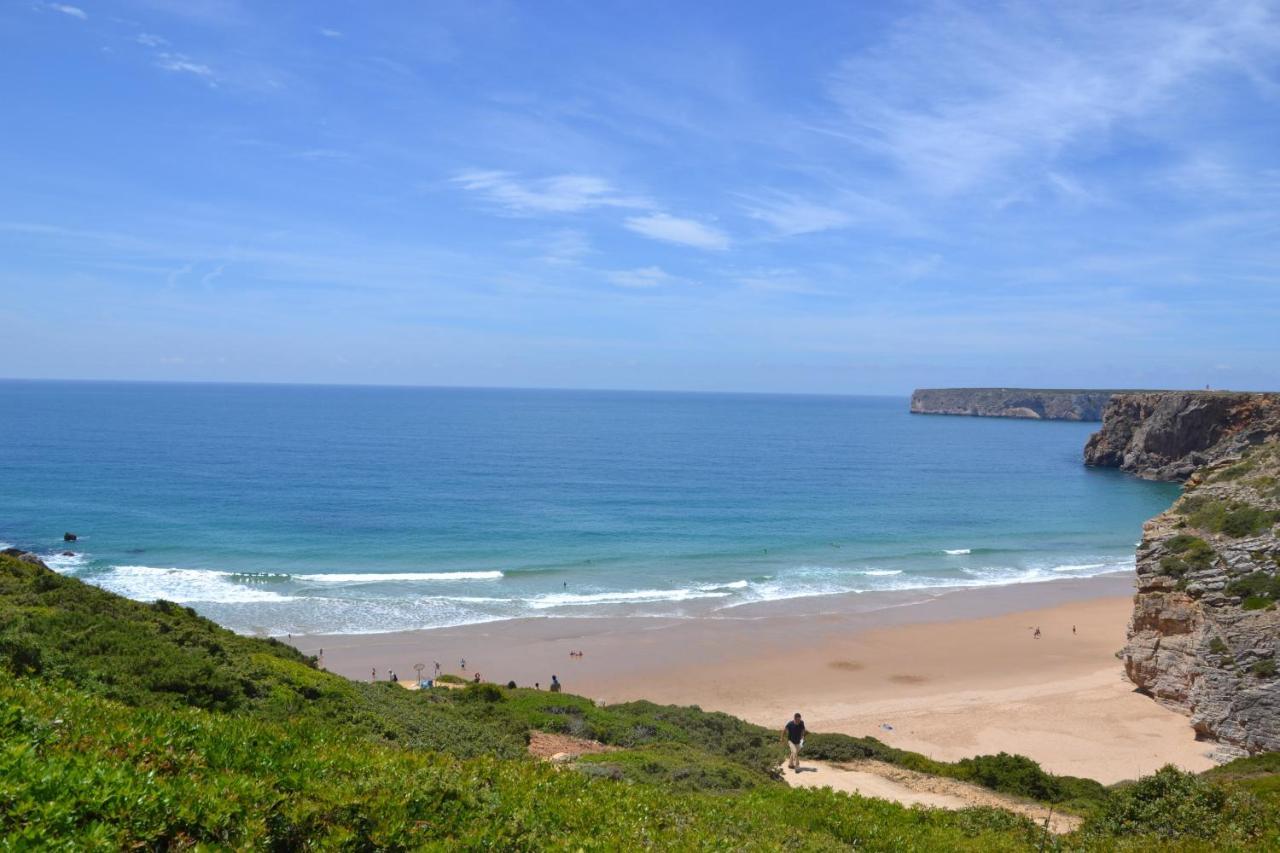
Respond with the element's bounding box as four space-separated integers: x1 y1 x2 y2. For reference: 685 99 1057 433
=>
1123 441 1280 756
1083 392 1280 481
910 388 1125 421
1084 392 1280 756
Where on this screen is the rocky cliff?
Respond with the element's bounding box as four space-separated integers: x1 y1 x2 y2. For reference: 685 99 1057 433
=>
1083 392 1280 480
910 388 1129 421
1084 392 1280 756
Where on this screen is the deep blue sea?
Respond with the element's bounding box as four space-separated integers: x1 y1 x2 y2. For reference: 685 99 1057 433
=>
0 381 1179 635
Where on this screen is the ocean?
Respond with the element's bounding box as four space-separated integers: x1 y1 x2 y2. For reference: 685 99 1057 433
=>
0 381 1178 635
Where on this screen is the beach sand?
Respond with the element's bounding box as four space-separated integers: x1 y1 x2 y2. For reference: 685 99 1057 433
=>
297 574 1217 784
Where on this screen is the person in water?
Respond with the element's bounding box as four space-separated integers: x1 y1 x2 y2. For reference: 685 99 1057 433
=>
783 713 806 772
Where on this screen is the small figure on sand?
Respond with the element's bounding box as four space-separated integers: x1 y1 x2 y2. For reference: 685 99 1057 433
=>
371 667 377 681
434 661 441 677
460 658 466 670
1072 625 1077 635
1033 627 1041 640
550 675 561 693
473 672 481 683
783 712 806 772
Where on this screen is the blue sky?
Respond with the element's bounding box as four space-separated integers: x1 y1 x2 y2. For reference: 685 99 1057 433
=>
2 1 1278 394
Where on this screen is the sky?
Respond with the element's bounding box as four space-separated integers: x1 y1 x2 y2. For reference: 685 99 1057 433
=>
2 0 1279 395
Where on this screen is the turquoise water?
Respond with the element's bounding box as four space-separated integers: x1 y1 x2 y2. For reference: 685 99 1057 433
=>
0 381 1178 635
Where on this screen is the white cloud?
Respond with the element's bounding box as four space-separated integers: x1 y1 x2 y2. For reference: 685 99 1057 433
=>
607 266 675 288
136 33 169 47
48 4 87 19
155 52 216 82
743 195 855 237
452 170 648 214
825 0 1280 195
320 28 343 39
624 213 730 250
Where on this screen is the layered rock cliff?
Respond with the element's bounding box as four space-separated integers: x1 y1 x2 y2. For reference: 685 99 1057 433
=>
1085 392 1280 756
1084 392 1280 480
910 388 1128 421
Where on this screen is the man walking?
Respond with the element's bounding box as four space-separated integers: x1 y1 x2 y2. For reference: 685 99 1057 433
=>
783 712 806 772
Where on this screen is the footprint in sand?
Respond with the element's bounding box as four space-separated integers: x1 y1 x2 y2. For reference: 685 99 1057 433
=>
888 674 928 685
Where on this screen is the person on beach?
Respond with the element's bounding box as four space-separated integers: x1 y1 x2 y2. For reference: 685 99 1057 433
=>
1033 627 1041 639
783 713 806 772
434 661 441 677
550 675 561 693
371 667 377 681
460 658 466 670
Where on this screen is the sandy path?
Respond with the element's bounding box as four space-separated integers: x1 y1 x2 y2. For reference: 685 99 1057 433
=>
784 759 1082 834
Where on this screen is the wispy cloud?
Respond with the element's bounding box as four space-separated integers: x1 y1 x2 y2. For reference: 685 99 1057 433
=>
607 266 677 288
319 29 342 39
136 33 168 47
48 4 87 20
452 171 648 214
624 213 730 250
824 0 1280 196
155 52 217 83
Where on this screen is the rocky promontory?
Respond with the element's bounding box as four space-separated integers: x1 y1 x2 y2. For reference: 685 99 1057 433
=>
1085 391 1280 756
910 388 1133 421
1084 392 1280 480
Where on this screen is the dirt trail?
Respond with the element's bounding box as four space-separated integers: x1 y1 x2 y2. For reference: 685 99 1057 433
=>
527 731 618 761
783 759 1082 835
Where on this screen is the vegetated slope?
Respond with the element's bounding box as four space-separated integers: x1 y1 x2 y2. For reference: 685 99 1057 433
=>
2 551 1279 849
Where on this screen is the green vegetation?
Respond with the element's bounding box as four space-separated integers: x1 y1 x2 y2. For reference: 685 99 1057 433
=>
4 551 1280 849
1159 535 1217 578
1251 659 1277 679
1227 571 1280 609
1177 496 1280 538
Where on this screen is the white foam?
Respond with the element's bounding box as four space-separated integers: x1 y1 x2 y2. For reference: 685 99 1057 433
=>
855 569 902 576
1051 562 1108 573
943 548 971 555
696 579 750 591
96 566 296 604
293 570 504 583
529 587 732 609
41 551 88 573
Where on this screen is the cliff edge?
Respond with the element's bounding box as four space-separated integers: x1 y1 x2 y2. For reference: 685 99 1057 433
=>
911 388 1131 421
1084 391 1280 756
1084 391 1280 480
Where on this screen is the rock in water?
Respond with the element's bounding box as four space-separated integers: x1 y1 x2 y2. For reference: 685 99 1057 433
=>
63 532 77 542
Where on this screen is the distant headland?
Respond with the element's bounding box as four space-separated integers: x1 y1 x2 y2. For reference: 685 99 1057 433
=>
910 387 1156 422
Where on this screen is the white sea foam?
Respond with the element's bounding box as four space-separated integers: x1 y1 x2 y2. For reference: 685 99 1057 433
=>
529 587 733 609
97 566 296 604
696 579 750 591
292 570 504 583
855 569 902 576
943 548 971 555
1051 562 1108 573
41 551 88 572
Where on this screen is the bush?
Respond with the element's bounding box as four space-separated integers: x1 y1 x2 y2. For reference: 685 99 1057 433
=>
1251 659 1277 678
1227 571 1280 607
1159 535 1216 578
1083 766 1267 842
1180 497 1279 538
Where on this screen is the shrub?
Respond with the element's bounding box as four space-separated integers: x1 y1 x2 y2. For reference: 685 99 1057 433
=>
1251 659 1277 678
1083 766 1267 842
1159 535 1216 577
1181 497 1279 538
1227 571 1280 607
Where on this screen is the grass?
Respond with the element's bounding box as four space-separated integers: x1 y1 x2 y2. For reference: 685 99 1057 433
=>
1226 571 1280 608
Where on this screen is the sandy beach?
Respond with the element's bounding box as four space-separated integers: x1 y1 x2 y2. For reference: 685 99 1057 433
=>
297 574 1217 784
